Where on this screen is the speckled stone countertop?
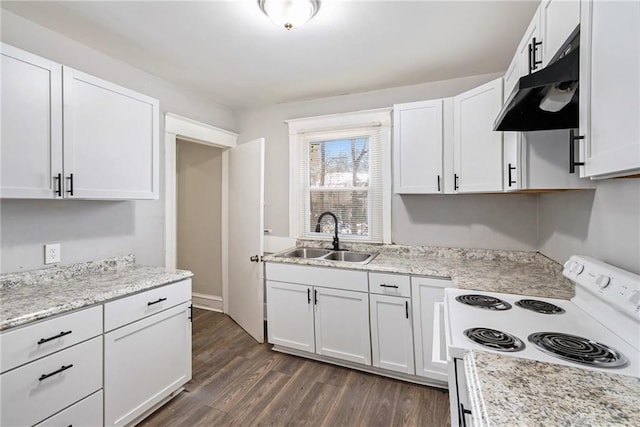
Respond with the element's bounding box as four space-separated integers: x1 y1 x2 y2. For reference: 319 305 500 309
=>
0 255 193 331
263 241 574 299
464 350 640 426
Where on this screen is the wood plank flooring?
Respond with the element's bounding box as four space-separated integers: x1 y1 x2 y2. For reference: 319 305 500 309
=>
141 309 451 427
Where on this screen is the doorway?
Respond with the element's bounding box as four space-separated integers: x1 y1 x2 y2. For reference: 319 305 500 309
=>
176 139 223 311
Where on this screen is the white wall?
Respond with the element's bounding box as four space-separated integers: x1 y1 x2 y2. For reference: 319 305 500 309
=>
538 179 640 274
0 11 237 272
238 72 539 251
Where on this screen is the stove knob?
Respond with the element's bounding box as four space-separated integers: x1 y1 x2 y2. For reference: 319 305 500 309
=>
629 290 640 313
570 262 584 275
596 275 611 290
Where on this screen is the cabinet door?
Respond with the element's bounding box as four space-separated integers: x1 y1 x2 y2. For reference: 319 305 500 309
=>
63 67 159 199
104 302 191 427
517 6 543 75
453 78 504 193
541 0 580 67
393 100 444 194
314 287 370 366
580 0 640 178
370 294 414 375
266 281 315 353
1 44 62 199
503 54 520 103
411 277 449 383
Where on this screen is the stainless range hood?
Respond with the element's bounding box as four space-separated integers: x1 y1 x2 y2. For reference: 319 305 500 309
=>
494 31 580 132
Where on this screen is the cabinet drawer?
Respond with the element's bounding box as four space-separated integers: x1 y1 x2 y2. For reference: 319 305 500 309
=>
0 336 102 427
265 263 368 293
0 305 102 374
369 273 411 297
104 279 191 332
35 390 103 427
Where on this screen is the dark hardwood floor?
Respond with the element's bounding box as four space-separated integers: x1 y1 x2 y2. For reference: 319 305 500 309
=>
141 309 451 426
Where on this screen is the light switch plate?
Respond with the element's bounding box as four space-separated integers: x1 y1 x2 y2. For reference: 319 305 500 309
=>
45 243 61 264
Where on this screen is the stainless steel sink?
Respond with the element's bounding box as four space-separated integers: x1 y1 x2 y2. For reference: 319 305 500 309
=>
276 248 332 259
323 251 377 263
275 247 378 264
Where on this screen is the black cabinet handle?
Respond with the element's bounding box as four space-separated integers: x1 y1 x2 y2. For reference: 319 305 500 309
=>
39 364 73 381
454 174 459 191
307 288 311 304
508 163 516 187
314 289 318 305
532 37 543 70
148 297 167 306
569 129 585 173
38 330 72 345
405 301 409 319
528 42 533 74
437 175 441 192
54 173 62 197
460 403 472 427
379 284 399 289
188 304 193 322
66 173 74 196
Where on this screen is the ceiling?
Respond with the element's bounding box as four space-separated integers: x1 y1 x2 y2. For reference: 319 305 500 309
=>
1 1 539 110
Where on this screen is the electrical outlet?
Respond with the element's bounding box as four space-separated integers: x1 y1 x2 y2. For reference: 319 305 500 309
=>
45 243 61 264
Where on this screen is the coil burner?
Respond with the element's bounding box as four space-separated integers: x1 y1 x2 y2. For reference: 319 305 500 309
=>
455 294 512 311
464 327 525 352
515 299 565 314
528 332 628 368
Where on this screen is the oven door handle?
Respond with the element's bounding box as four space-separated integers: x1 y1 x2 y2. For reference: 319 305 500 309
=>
432 302 449 369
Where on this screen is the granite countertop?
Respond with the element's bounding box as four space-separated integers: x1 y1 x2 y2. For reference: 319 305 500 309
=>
464 350 640 426
0 255 193 331
264 241 574 300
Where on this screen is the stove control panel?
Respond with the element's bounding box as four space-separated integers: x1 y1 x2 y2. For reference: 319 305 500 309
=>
564 256 640 320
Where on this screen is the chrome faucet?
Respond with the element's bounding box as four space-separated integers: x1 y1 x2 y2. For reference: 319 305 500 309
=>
315 211 340 251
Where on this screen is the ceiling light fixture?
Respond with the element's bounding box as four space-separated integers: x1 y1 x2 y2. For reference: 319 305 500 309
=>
258 0 321 30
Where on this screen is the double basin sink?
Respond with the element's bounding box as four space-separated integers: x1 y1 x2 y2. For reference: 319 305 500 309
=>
276 247 378 265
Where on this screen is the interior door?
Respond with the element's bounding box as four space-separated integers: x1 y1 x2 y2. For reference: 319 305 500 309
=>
228 138 265 343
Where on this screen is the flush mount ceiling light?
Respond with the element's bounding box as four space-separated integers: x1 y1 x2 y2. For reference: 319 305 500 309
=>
258 0 321 30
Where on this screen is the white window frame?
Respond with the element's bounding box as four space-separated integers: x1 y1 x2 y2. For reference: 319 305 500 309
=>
287 108 392 244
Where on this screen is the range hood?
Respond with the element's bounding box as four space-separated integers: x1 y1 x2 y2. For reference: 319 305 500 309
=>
494 34 580 132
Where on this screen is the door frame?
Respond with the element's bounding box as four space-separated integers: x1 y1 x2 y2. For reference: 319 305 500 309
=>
164 113 238 313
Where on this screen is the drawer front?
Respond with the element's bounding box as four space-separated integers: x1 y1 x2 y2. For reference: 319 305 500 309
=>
265 263 368 292
0 337 102 427
104 278 192 332
369 273 411 297
0 305 102 374
35 390 103 427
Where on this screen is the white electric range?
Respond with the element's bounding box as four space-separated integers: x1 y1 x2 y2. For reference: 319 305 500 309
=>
444 255 640 427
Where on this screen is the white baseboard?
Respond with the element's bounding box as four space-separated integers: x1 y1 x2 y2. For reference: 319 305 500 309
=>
192 292 223 312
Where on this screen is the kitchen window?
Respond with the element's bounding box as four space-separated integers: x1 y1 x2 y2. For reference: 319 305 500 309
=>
288 109 391 243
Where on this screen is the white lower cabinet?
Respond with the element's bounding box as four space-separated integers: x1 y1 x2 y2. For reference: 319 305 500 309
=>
104 301 192 426
266 280 315 353
266 279 371 366
0 336 102 427
412 276 451 383
314 287 371 365
35 390 103 427
370 294 414 374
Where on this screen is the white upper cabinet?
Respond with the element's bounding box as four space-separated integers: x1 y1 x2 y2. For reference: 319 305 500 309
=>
393 99 444 194
63 67 159 199
541 0 581 66
1 44 159 200
453 78 504 193
504 6 542 99
503 130 594 191
1 44 63 199
579 0 640 179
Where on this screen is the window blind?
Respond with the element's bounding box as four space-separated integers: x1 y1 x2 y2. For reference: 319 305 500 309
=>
297 124 383 242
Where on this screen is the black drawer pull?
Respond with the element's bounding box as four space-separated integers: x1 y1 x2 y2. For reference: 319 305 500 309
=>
38 330 72 345
148 297 167 306
405 301 409 319
66 173 74 196
379 284 399 289
39 364 73 381
54 173 62 197
508 163 516 187
307 288 311 304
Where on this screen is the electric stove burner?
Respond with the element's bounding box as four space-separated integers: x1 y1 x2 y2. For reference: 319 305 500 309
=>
464 328 525 352
455 294 512 310
515 299 565 314
528 332 628 368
